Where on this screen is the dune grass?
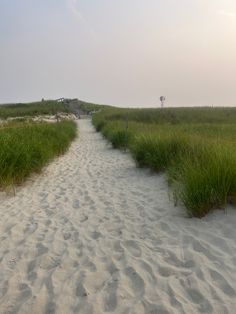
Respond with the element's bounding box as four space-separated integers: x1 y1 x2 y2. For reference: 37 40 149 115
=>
0 100 72 119
92 106 236 217
0 120 77 188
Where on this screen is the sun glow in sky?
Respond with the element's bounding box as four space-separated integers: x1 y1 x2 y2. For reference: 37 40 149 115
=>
0 0 236 106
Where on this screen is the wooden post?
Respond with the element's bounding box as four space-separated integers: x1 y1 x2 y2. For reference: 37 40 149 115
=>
124 115 128 152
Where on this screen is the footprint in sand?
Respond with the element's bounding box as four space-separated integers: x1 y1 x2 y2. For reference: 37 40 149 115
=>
1 284 32 314
113 240 124 253
0 280 9 298
91 230 102 240
73 199 80 209
40 255 61 270
27 259 38 282
124 266 145 297
209 269 236 297
76 282 88 298
80 215 88 223
103 279 118 312
36 242 49 256
63 232 71 240
123 240 142 257
187 288 213 313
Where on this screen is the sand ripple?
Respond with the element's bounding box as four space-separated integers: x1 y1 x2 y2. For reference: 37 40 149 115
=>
0 120 236 313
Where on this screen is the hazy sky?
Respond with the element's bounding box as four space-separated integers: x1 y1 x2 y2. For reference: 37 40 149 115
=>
0 0 236 107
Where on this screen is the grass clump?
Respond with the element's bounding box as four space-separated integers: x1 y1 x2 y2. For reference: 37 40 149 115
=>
171 145 236 217
102 125 131 149
0 121 77 188
131 134 188 171
110 129 131 149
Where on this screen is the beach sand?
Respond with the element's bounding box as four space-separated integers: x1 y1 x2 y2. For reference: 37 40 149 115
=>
0 119 236 313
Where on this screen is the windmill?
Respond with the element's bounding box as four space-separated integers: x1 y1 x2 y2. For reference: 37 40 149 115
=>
160 96 166 108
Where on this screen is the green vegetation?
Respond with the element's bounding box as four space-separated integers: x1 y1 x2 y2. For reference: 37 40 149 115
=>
78 100 109 113
0 99 108 119
92 106 236 217
0 100 71 119
0 120 77 188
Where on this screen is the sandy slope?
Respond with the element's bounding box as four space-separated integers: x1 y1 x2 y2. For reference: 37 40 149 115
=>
0 120 236 314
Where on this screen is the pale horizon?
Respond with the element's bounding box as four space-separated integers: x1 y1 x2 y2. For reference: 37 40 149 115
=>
1 0 236 107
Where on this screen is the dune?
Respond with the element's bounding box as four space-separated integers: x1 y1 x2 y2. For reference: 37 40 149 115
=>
0 119 235 313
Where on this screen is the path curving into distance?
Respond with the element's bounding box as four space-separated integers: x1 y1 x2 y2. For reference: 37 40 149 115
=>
0 119 236 314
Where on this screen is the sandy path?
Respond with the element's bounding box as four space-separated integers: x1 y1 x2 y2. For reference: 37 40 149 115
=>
0 120 236 314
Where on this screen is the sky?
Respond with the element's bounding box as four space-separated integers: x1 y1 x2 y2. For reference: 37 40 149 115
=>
0 0 236 107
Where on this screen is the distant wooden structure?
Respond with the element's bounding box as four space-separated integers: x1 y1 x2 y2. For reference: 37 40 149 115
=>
56 98 65 103
55 98 91 119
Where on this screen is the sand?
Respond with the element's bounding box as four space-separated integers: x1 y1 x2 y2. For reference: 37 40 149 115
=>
0 119 236 314
4 113 77 124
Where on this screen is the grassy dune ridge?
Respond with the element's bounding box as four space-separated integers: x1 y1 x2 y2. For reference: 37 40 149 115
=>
0 120 77 188
0 99 106 119
0 100 71 119
92 107 236 217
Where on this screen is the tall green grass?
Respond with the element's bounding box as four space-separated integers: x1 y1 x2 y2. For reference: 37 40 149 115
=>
0 121 77 188
92 106 236 217
92 106 236 125
170 145 236 217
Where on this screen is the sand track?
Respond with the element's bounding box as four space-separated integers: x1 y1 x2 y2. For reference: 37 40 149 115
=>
0 119 236 314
